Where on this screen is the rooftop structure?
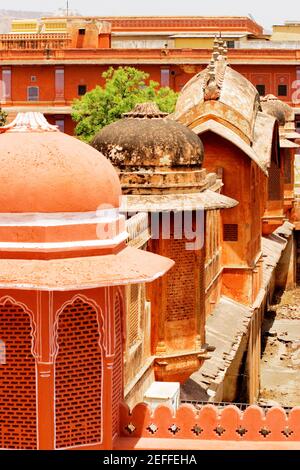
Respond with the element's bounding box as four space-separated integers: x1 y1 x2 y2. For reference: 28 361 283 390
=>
0 34 299 450
93 101 237 388
1 15 300 135
173 37 277 175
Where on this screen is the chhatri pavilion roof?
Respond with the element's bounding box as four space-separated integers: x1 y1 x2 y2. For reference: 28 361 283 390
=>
92 102 204 175
173 38 260 140
0 112 121 213
173 38 279 174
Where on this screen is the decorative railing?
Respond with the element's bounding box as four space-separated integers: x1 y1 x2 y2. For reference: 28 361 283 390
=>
120 403 300 441
0 47 299 62
0 33 72 50
125 213 150 248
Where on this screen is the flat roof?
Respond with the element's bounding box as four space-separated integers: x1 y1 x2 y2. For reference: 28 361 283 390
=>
0 246 174 291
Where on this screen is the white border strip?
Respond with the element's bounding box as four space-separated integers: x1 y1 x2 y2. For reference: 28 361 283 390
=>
0 231 128 252
0 210 122 227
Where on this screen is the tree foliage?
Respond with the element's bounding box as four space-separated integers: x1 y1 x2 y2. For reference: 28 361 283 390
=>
71 67 178 142
0 107 7 127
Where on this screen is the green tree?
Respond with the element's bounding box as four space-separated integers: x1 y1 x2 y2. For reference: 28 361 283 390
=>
0 107 7 127
71 66 178 142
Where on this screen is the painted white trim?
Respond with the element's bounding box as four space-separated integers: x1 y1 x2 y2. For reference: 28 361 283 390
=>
0 209 122 227
0 270 169 292
0 231 128 252
53 294 104 449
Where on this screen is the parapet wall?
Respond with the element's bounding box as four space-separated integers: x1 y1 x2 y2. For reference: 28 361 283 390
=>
118 402 300 446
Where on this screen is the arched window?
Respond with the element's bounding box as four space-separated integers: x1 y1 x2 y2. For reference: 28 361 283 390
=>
0 298 37 449
27 86 39 101
55 297 102 449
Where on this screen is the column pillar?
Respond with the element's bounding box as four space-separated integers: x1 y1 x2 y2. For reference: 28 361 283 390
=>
147 219 167 355
37 362 55 449
36 291 55 450
101 287 116 449
102 356 114 450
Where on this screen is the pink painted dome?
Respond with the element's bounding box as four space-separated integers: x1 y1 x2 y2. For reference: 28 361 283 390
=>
0 113 121 213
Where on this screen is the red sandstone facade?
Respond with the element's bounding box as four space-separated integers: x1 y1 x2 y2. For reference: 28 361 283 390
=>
0 113 173 450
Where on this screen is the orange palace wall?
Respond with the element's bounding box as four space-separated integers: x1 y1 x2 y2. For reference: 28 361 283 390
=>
1 62 298 135
146 214 205 383
2 63 297 101
9 65 56 103
161 63 297 99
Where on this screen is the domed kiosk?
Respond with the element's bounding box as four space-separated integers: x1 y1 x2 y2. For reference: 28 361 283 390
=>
0 112 173 450
261 94 300 143
172 38 287 302
0 113 121 213
93 102 205 194
93 102 237 383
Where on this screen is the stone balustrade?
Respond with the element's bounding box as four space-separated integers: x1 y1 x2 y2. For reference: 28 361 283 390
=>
0 33 72 50
119 402 300 442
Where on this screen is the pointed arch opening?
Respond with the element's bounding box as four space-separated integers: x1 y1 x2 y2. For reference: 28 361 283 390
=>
54 296 103 449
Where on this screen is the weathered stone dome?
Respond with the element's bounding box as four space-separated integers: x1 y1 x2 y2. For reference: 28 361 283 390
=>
92 102 205 195
260 94 294 127
92 102 204 169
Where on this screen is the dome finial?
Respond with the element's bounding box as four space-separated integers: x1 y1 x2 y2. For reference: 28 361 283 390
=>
204 38 227 101
204 59 220 101
212 35 220 61
208 59 216 80
218 34 224 56
222 41 228 60
122 102 168 119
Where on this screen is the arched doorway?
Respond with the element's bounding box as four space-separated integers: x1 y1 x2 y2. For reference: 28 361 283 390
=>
0 297 37 449
55 296 103 449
